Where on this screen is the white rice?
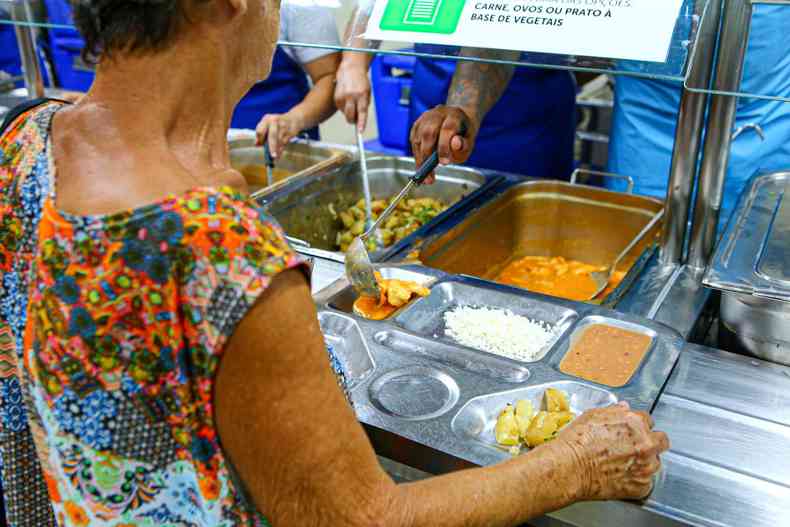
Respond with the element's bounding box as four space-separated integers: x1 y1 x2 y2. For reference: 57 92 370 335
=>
443 306 554 363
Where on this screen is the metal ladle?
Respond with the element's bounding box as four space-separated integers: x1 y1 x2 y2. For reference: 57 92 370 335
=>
356 128 374 229
346 151 441 298
588 209 665 300
263 140 275 187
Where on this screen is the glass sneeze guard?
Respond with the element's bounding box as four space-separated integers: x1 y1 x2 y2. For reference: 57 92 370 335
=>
1 0 703 84
3 0 788 102
682 0 790 103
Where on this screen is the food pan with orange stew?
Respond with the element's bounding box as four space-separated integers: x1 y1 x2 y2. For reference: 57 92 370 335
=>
407 181 664 306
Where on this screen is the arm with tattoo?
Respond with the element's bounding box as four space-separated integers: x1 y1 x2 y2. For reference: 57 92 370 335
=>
447 48 518 130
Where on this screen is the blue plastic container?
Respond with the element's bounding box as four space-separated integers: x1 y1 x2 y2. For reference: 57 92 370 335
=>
49 37 94 91
370 51 415 151
0 23 22 81
42 0 81 40
39 0 94 90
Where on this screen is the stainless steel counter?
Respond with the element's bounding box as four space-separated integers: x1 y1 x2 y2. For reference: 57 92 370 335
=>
542 343 790 527
371 344 790 527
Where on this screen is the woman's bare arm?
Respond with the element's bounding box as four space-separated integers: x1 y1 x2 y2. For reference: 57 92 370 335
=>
289 52 341 131
256 53 340 156
216 269 667 527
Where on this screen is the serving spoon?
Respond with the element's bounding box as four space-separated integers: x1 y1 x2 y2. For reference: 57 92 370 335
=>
263 140 275 187
588 209 665 300
346 151 441 298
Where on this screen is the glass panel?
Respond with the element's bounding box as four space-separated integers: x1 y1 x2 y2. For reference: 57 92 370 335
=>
0 0 707 82
684 0 790 103
287 0 702 82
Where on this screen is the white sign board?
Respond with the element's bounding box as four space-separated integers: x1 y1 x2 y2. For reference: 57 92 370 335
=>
364 0 685 63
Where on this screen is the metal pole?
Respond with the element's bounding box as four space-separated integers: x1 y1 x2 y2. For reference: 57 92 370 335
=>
10 0 45 98
687 0 752 270
659 0 722 265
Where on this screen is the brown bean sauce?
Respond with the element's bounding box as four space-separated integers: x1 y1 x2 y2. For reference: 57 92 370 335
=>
559 324 652 387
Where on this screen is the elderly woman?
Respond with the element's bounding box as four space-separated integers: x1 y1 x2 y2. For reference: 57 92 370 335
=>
0 0 668 525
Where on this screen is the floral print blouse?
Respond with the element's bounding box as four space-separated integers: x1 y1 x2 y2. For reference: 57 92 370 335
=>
0 103 348 526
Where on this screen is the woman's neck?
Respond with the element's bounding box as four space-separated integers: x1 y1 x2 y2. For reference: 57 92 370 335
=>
84 36 244 175
51 33 254 216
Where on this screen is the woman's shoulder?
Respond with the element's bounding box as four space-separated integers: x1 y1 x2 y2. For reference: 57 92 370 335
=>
117 186 302 287
1 100 63 149
1 101 64 190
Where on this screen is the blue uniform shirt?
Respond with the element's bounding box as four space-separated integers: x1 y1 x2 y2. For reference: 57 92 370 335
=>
607 4 790 219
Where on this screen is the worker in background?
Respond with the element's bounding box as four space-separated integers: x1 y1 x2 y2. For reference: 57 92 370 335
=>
242 1 341 158
335 11 576 179
607 2 790 219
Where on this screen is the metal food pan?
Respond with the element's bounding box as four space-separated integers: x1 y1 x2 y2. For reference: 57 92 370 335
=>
413 181 664 306
229 139 350 196
450 381 618 453
258 157 497 260
394 278 578 364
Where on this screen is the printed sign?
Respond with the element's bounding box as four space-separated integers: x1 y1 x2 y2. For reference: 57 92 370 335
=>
365 0 686 62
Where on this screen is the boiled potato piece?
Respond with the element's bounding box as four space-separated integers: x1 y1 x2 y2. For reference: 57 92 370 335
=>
514 399 535 438
494 404 520 446
543 388 570 413
525 411 559 447
350 206 365 220
336 195 448 250
339 211 354 228
550 411 575 430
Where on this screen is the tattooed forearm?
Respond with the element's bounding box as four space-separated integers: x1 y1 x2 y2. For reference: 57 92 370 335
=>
447 48 517 123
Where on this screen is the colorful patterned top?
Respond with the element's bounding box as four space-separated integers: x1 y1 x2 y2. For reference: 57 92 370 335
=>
0 103 349 526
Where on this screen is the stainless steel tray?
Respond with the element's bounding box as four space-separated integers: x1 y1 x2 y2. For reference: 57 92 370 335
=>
229 138 350 196
256 157 500 262
314 264 684 468
397 180 664 307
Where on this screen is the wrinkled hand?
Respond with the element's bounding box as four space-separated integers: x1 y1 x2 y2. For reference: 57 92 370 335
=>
410 105 478 184
334 61 371 131
256 113 304 159
557 402 669 502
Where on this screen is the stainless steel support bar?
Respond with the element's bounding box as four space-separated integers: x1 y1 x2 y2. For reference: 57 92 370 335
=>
10 0 45 98
659 0 722 265
688 0 753 270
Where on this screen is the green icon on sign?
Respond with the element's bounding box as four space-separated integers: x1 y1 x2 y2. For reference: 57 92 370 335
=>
380 0 466 34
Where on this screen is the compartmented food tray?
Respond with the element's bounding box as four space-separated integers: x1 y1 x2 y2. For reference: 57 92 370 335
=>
313 264 684 468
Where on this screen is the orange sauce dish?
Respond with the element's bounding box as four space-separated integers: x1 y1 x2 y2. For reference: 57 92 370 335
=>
353 275 430 321
495 256 626 302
